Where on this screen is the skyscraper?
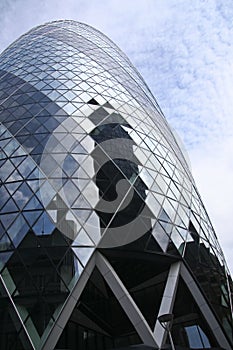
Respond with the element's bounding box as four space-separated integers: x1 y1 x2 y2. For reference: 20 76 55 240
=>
0 20 232 349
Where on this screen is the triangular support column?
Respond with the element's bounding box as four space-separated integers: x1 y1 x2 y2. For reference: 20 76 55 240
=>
153 261 181 348
96 251 159 348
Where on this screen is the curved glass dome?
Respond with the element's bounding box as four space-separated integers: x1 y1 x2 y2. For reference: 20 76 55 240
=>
0 20 232 350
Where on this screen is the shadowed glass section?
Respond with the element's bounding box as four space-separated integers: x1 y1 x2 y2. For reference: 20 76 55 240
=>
0 279 32 350
55 268 142 350
100 248 171 329
171 278 219 348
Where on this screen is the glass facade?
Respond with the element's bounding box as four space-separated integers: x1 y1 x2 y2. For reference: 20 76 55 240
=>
0 20 232 349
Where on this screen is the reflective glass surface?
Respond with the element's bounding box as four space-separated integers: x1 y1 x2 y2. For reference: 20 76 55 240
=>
0 20 232 349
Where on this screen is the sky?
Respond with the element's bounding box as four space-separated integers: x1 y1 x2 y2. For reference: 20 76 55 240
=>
1 0 233 273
